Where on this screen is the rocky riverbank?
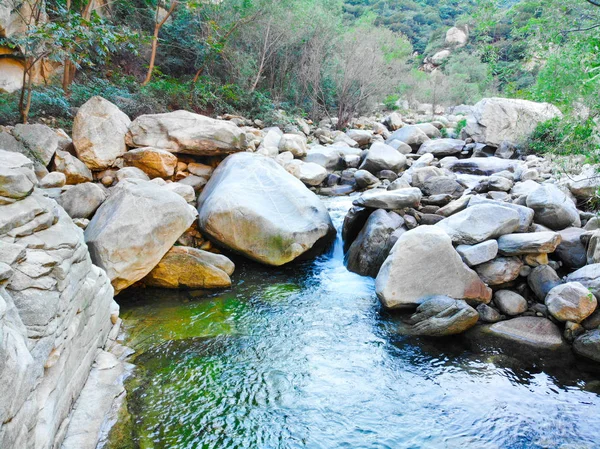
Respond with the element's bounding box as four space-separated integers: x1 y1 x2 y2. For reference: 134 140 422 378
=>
2 94 600 448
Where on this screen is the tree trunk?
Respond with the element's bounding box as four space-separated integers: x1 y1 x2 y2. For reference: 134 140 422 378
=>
143 2 177 86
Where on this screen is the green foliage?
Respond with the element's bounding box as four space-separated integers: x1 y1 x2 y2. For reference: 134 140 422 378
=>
455 117 467 134
384 94 400 111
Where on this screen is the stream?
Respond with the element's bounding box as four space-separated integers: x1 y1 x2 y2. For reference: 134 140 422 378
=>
108 196 600 449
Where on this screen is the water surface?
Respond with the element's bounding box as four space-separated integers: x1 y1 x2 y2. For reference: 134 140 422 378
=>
110 196 600 449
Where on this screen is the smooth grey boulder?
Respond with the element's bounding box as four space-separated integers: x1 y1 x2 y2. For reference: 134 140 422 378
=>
475 256 523 286
586 230 600 265
398 295 479 336
528 265 562 301
352 188 422 210
346 129 372 146
467 317 567 354
477 303 502 323
497 232 561 256
494 290 527 316
467 196 534 233
375 226 491 309
463 97 562 147
12 123 59 166
345 209 405 277
354 169 380 189
415 123 442 138
421 176 464 197
73 96 131 170
456 240 498 267
285 160 328 186
385 125 430 150
526 184 580 230
304 145 342 170
85 180 197 293
57 183 106 219
0 150 37 203
545 282 597 323
359 142 407 174
39 172 66 189
435 204 520 245
573 330 600 362
279 133 307 157
198 153 334 266
473 175 514 193
440 156 523 176
417 138 465 157
565 264 600 299
127 110 246 156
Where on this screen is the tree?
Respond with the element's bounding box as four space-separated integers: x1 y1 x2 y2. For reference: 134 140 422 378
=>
143 0 178 85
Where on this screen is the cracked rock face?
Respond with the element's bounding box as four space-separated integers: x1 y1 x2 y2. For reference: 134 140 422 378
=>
0 151 115 449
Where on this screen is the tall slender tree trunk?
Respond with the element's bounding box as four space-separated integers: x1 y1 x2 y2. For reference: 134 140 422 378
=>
143 2 177 86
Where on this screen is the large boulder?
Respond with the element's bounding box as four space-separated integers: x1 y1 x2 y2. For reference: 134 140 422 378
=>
385 125 430 150
475 256 523 286
85 180 197 294
278 134 308 157
463 98 562 147
52 150 93 184
304 145 343 170
122 147 178 179
359 142 407 174
545 282 597 323
446 26 468 47
126 110 246 156
526 184 580 230
397 295 479 336
197 153 334 266
352 188 422 210
285 160 328 186
73 96 131 170
375 226 492 309
12 123 59 166
573 330 600 362
528 265 562 301
565 264 600 299
555 227 587 269
417 138 465 157
345 209 405 277
467 197 534 233
142 246 234 289
57 182 107 219
497 232 561 256
0 150 37 203
435 204 520 245
440 156 523 176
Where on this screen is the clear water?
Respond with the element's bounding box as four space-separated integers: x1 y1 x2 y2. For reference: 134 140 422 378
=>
111 196 600 449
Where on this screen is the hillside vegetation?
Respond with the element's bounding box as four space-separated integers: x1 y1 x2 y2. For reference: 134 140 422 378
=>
1 0 599 148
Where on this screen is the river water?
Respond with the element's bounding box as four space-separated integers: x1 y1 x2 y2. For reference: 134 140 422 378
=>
110 196 600 449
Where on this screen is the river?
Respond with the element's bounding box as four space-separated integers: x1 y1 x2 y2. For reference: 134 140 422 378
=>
108 196 600 449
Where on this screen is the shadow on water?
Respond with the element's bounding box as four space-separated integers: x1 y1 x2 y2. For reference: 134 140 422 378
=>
108 196 600 449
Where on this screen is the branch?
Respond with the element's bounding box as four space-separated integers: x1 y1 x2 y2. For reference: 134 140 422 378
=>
562 22 600 34
585 0 600 7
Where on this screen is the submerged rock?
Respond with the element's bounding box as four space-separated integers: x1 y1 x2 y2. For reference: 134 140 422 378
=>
198 153 334 266
375 226 491 309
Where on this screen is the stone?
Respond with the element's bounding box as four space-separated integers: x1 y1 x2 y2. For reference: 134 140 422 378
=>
346 129 372 146
142 246 235 289
398 296 479 336
278 133 307 157
385 125 430 150
0 58 23 94
420 176 465 197
384 112 403 131
178 174 207 192
359 142 407 174
12 123 59 166
446 26 468 46
528 265 562 301
524 253 549 267
304 145 342 170
475 257 523 286
122 147 178 179
417 138 465 157
342 206 372 247
474 175 514 193
477 303 502 323
497 232 561 256
285 160 328 186
437 194 472 217
587 231 600 265
39 172 66 189
57 182 106 220
463 97 562 147
346 209 405 277
440 156 523 176
375 226 492 309
127 110 246 156
115 166 150 182
0 150 37 203
468 317 566 353
467 197 534 233
163 182 195 203
187 162 214 179
52 150 93 184
494 290 528 316
198 153 334 266
435 204 520 245
354 170 379 189
456 240 498 267
545 282 597 323
73 96 131 170
573 330 600 362
85 180 197 293
526 184 580 230
566 265 600 302
431 49 451 65
352 188 422 210
387 139 413 154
